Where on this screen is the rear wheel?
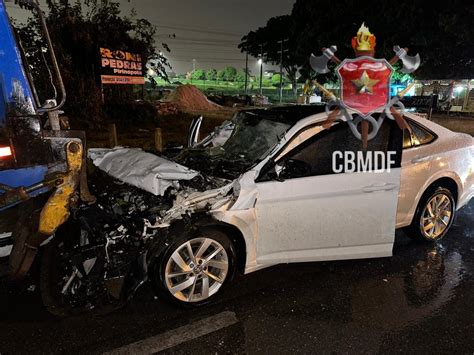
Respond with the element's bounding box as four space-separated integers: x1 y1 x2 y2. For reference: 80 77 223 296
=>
151 229 236 307
404 186 455 242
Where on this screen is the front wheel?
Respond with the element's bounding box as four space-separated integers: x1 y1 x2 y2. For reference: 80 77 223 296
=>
151 229 236 307
404 186 456 242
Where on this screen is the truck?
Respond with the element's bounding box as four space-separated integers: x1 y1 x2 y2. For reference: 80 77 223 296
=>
0 0 99 314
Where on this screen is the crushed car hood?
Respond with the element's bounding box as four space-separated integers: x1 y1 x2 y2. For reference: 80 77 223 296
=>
88 148 199 196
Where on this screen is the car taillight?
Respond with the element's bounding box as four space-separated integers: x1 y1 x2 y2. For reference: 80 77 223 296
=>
0 146 12 158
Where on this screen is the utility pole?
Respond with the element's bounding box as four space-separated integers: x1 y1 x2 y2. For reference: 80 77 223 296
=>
278 38 289 104
279 39 284 103
191 58 196 84
259 44 263 96
244 50 249 95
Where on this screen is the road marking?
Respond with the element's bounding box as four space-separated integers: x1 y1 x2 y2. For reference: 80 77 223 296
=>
104 311 238 354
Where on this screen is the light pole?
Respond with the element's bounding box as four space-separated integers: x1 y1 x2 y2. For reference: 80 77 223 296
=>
244 50 249 95
278 38 289 104
259 44 264 95
191 58 196 84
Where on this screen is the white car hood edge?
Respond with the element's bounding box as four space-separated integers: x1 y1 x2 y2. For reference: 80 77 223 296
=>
88 148 199 196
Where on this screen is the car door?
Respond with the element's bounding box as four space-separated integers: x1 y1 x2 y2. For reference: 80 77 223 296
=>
254 120 403 265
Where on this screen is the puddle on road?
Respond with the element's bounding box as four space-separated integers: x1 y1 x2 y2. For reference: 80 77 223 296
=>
350 245 464 330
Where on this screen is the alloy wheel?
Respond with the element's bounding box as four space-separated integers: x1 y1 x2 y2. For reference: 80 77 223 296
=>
164 237 229 302
420 193 453 240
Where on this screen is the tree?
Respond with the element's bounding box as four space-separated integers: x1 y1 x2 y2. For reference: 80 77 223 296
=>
217 69 226 81
191 69 206 80
15 0 171 127
241 1 474 83
239 15 300 95
223 66 237 81
235 70 247 82
271 73 288 88
206 68 217 81
391 63 413 84
290 0 473 80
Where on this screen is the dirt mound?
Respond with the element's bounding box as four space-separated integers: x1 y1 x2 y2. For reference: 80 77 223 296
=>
164 84 221 112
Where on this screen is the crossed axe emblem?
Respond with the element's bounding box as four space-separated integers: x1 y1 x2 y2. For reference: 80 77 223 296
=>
309 24 421 149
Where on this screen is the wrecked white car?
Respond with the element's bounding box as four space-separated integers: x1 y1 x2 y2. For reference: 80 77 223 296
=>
39 105 472 313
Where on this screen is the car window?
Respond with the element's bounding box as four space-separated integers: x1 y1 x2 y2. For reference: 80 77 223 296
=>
258 119 402 181
403 128 412 149
408 120 436 147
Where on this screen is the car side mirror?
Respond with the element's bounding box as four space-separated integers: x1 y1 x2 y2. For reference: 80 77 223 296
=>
279 159 311 179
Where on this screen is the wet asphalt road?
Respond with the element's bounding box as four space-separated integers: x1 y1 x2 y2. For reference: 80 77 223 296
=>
0 201 473 354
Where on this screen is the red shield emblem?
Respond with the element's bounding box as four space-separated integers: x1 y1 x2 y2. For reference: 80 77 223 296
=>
337 57 393 116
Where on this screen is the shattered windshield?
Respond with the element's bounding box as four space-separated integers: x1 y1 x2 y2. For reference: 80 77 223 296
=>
214 113 290 161
177 112 291 179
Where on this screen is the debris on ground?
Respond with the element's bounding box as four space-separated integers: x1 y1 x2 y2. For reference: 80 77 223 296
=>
251 94 270 106
156 102 179 116
162 85 221 112
207 94 252 107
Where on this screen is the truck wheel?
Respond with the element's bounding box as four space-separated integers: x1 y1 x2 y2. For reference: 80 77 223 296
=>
40 223 124 317
150 229 236 307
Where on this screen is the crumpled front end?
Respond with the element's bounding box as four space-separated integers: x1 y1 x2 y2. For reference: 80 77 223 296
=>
47 147 238 313
88 148 199 196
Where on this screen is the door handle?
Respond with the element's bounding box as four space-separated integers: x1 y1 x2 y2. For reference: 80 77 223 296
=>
362 183 398 193
411 156 430 164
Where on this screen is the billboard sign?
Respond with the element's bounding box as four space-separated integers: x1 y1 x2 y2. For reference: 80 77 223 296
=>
100 47 144 85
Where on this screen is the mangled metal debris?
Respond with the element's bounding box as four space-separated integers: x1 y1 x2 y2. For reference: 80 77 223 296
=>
143 182 234 230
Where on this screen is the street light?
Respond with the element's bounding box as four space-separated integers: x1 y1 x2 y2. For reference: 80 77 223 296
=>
258 57 263 95
191 58 196 84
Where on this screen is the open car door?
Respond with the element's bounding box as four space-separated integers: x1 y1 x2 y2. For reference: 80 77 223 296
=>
254 119 403 265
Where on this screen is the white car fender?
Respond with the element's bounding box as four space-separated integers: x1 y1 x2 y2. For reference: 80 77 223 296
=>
406 168 463 225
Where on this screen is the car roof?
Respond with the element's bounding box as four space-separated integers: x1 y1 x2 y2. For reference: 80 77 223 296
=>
241 105 460 140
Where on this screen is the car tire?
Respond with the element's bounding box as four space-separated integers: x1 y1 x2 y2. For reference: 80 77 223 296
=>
150 228 236 307
404 186 456 242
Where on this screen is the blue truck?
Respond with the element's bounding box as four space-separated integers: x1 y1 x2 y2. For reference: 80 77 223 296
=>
0 1 163 316
0 0 95 304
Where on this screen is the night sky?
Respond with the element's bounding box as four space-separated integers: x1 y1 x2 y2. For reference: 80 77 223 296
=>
6 0 295 74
